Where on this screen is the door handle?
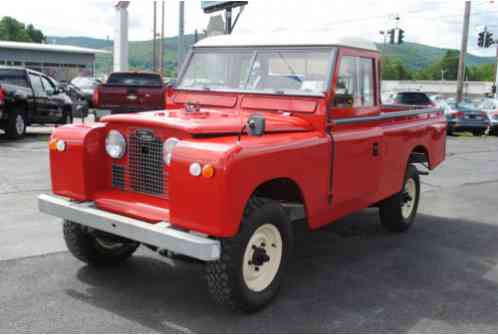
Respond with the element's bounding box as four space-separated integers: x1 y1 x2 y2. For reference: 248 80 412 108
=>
373 143 380 157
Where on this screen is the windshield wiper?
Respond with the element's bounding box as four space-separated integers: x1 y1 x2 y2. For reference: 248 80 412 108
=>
277 52 303 83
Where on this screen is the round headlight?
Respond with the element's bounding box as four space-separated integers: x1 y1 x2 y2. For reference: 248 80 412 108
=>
163 137 180 165
189 163 202 177
56 140 66 152
105 130 126 159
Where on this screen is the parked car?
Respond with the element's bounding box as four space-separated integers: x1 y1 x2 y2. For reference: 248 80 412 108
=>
478 99 498 136
430 94 445 105
92 72 166 121
442 101 490 136
0 67 74 139
381 91 396 104
393 91 435 107
70 76 102 108
38 33 447 312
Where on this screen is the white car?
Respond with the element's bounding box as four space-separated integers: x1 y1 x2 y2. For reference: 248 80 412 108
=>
478 99 498 136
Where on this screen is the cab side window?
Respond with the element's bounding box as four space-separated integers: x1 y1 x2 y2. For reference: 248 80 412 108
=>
359 58 375 107
41 76 56 95
334 56 376 108
334 56 356 107
29 74 46 97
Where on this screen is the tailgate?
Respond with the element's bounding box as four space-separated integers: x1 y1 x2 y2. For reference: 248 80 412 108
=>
99 86 165 110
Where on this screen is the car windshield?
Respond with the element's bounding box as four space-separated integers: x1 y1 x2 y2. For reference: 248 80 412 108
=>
178 48 334 96
396 93 431 105
71 77 99 89
480 100 497 110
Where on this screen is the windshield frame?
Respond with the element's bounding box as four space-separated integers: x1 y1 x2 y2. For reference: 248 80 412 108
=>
177 46 337 97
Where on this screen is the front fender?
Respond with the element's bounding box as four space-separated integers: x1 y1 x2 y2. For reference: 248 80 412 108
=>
169 132 331 237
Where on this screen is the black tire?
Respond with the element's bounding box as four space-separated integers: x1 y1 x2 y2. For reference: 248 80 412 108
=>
379 165 420 233
472 130 485 137
63 221 139 266
206 198 293 313
6 108 27 139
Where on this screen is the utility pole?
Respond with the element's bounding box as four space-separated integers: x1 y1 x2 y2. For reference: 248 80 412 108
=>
160 1 165 75
456 1 471 103
153 1 158 72
177 1 185 75
494 42 498 99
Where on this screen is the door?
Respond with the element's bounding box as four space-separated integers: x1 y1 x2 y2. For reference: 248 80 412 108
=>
328 51 383 214
28 73 50 123
41 76 65 122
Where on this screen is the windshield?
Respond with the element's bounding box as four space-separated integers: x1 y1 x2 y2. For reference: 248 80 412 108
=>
395 93 431 105
178 48 335 96
71 77 99 89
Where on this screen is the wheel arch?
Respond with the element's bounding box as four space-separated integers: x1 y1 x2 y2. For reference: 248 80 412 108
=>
243 177 309 228
408 144 430 168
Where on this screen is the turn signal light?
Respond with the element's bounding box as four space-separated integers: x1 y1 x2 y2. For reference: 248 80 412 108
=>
202 164 215 179
49 139 66 152
48 139 58 151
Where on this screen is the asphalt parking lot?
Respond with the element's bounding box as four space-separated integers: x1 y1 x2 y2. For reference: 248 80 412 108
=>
1 129 498 333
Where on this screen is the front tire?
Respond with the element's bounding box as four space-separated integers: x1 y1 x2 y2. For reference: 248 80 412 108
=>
206 198 293 312
6 109 27 139
379 165 420 233
63 221 139 266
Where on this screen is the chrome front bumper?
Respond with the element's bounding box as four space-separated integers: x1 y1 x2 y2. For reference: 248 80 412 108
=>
38 194 221 261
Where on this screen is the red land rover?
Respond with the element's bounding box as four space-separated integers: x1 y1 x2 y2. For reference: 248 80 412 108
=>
39 33 447 312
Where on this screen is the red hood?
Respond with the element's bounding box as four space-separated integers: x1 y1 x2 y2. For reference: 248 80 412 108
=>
101 109 313 135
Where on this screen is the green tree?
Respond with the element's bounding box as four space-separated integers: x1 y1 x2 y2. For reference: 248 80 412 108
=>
0 17 31 42
0 17 46 43
439 50 460 80
466 63 495 81
382 56 413 80
26 24 46 43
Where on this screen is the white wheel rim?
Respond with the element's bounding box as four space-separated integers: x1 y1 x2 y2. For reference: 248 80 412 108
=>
402 178 417 219
16 115 25 135
242 224 283 293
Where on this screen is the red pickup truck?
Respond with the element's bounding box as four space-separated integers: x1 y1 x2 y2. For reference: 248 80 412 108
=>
92 72 166 120
39 33 446 312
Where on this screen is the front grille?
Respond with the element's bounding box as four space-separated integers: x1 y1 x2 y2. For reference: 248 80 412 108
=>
111 128 168 199
112 165 125 190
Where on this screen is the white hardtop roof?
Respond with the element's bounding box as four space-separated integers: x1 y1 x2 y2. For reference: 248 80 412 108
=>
0 40 109 55
195 32 378 52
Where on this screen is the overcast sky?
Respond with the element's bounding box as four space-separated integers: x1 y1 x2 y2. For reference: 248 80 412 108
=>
2 0 498 56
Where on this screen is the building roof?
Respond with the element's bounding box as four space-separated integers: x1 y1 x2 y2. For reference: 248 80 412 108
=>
195 32 378 52
0 40 110 55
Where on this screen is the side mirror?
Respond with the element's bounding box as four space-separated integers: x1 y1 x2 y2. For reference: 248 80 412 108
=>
247 114 266 137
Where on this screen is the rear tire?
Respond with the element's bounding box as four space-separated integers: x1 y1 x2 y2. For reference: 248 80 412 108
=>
379 165 420 233
206 198 293 313
63 221 139 266
6 109 27 139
